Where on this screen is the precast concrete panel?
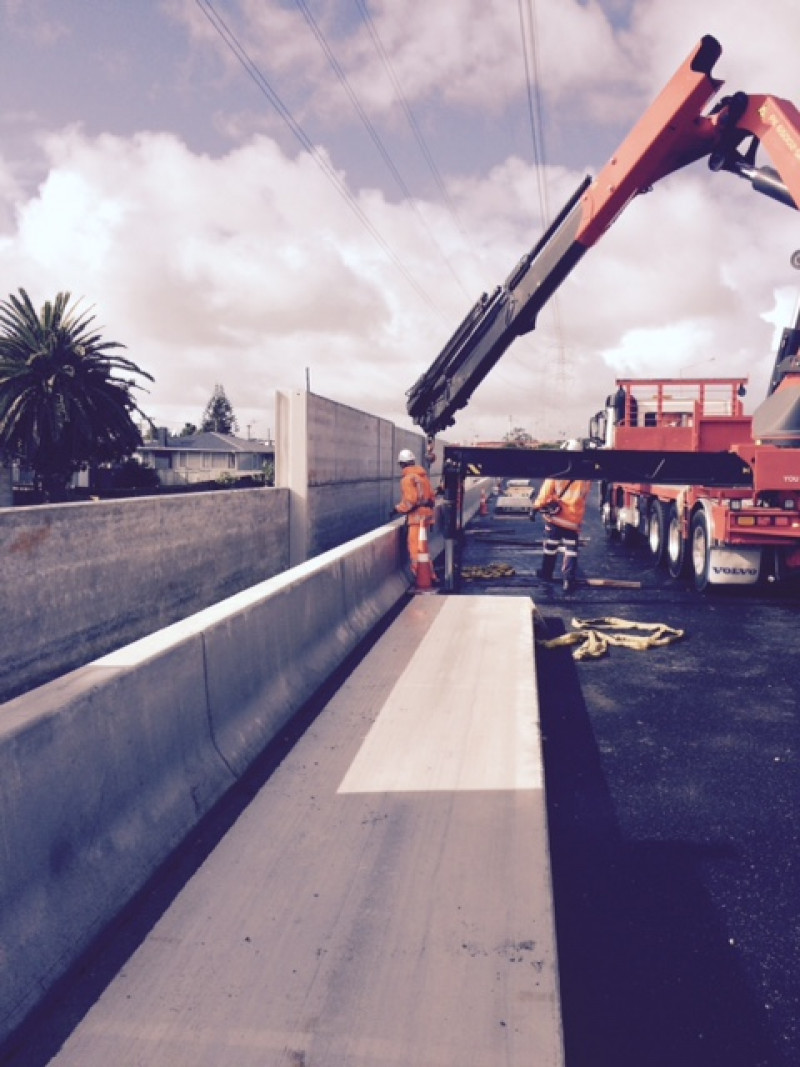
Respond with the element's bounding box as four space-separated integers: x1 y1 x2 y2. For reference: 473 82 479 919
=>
0 489 289 703
307 394 387 483
307 481 386 557
378 416 395 478
40 596 563 1067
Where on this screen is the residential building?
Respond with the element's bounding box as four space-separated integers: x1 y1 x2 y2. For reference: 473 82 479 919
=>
137 429 274 487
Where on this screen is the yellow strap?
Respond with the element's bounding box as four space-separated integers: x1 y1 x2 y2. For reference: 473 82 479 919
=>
461 563 516 579
538 615 684 660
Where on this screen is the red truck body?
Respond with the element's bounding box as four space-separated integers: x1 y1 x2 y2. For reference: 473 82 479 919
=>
593 374 800 589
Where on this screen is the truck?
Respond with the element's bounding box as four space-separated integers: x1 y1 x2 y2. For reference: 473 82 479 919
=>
589 343 800 590
404 34 800 591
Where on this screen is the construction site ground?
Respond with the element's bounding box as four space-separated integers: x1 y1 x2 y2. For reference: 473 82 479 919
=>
456 486 800 1067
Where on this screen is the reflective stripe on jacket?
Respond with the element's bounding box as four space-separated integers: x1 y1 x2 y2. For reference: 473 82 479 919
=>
396 464 436 525
533 478 591 532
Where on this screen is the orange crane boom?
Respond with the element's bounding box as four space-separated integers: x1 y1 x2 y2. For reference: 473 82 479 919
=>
407 35 800 437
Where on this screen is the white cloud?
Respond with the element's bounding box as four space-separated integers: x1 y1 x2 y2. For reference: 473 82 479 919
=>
1 126 454 433
625 0 800 104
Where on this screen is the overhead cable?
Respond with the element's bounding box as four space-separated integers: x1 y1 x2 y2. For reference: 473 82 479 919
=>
517 0 550 224
517 0 568 375
293 0 471 300
353 0 474 247
193 0 444 318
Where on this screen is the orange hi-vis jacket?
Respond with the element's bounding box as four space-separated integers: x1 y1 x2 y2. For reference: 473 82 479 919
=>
533 478 591 532
395 464 436 526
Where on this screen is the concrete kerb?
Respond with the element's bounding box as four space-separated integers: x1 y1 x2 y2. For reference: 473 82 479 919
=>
0 520 409 1046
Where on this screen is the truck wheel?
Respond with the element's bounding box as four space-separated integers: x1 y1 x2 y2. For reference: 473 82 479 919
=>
601 501 619 541
647 500 668 567
690 509 712 592
666 503 688 578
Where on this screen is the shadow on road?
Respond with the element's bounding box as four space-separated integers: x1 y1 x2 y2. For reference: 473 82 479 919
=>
537 627 780 1067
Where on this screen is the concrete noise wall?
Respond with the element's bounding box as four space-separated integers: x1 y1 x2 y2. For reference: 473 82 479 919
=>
1 389 444 702
0 521 409 1047
0 487 290 704
276 390 444 565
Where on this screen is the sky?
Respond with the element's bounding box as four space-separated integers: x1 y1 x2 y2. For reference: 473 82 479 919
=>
2 0 800 446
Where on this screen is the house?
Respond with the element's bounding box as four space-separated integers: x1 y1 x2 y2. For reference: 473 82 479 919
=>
136 429 274 487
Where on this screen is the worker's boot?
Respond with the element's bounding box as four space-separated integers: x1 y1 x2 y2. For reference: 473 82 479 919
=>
537 554 556 581
562 559 577 594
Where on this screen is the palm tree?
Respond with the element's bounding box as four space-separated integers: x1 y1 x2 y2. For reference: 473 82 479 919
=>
0 288 154 500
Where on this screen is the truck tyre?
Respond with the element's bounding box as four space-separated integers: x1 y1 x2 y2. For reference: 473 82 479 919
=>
666 503 689 578
647 499 668 567
601 500 619 541
690 509 712 592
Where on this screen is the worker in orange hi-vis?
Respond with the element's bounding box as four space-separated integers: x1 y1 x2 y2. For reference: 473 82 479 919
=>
390 449 438 580
531 439 591 594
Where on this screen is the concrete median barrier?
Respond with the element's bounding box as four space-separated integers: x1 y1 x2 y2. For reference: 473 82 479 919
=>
202 524 410 775
0 522 408 1046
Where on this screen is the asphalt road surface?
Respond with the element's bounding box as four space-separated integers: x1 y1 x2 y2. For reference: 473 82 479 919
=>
460 486 800 1067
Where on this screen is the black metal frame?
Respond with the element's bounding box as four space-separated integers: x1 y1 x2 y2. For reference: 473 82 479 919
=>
440 446 753 590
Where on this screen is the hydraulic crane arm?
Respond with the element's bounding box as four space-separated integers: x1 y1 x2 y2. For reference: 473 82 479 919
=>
407 35 800 437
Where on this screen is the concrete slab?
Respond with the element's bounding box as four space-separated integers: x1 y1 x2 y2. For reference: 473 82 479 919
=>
47 596 563 1066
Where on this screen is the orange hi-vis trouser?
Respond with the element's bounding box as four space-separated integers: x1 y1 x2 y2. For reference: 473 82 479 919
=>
406 508 435 575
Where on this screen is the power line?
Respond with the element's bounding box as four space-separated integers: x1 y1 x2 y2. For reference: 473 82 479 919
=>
293 0 472 300
193 0 444 318
353 0 473 247
517 0 549 224
517 0 568 377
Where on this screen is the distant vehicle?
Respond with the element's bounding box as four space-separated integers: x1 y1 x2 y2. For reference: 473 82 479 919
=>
494 479 536 515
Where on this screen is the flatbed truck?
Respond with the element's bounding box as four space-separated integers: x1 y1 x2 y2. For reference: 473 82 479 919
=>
590 369 800 590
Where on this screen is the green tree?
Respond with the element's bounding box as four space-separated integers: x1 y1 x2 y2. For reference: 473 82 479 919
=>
177 421 197 437
200 383 238 434
503 426 535 448
0 288 153 500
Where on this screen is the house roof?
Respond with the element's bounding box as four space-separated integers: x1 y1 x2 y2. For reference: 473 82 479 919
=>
140 432 273 453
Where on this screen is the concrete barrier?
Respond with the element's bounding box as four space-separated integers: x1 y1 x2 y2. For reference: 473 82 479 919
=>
0 521 409 1046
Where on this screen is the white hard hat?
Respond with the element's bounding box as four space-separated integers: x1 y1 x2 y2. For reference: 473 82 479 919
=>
397 448 416 464
564 438 583 451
